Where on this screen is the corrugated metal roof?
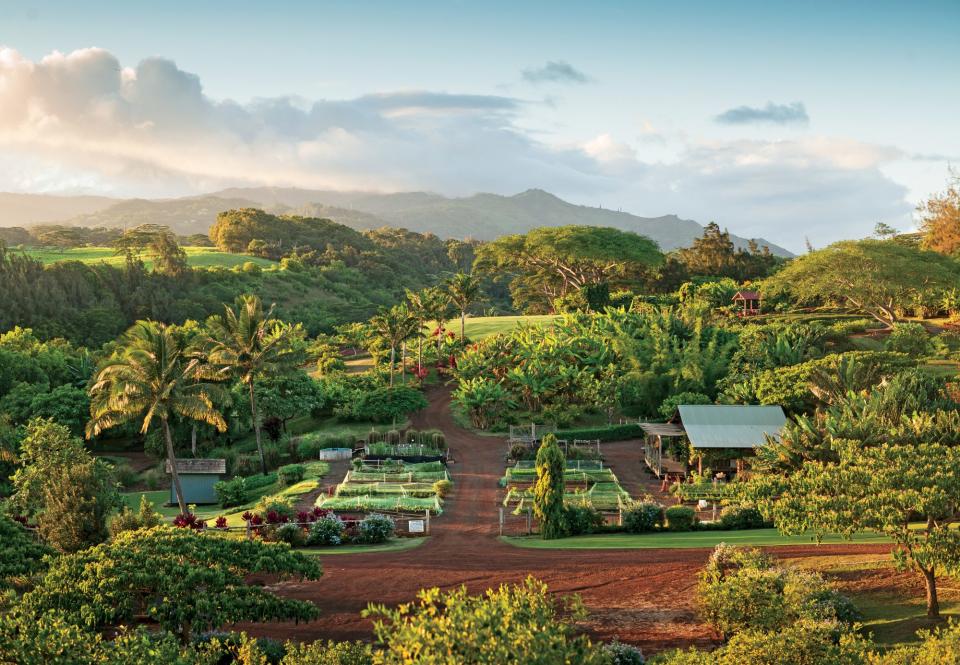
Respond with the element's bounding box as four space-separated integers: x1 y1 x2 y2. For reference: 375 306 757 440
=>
678 405 786 449
165 458 227 474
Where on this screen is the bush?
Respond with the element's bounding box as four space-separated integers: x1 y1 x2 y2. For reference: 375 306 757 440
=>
886 322 933 356
109 495 163 538
658 392 711 420
307 514 346 546
357 513 394 544
555 423 643 442
433 479 453 498
340 386 428 423
665 506 698 532
214 477 247 508
274 523 306 547
111 462 139 490
623 502 665 533
280 640 373 665
509 443 533 460
255 497 296 523
564 505 604 536
604 640 645 665
278 464 306 487
719 505 765 530
142 467 164 490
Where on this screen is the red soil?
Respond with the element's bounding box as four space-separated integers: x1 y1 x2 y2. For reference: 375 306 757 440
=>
239 387 891 653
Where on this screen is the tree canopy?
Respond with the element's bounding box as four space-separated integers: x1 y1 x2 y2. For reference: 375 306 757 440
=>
763 239 960 327
474 225 663 312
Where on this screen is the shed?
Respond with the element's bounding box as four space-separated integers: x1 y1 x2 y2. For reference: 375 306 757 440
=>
732 290 762 316
166 458 226 505
677 405 787 449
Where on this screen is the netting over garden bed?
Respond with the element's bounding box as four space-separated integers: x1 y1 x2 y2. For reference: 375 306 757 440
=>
317 460 450 515
317 494 443 514
501 462 632 513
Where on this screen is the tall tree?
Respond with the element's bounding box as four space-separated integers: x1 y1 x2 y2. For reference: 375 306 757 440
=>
87 321 227 514
369 304 419 387
534 433 566 540
474 225 663 312
446 272 484 340
206 295 305 475
407 286 451 361
763 239 960 328
918 170 960 255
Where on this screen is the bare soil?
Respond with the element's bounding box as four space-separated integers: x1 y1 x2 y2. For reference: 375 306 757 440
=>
239 387 891 653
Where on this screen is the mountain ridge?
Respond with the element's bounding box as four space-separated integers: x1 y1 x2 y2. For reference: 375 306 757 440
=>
0 188 793 256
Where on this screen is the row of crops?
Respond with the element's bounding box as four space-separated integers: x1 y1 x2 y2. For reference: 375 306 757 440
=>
500 461 632 513
316 461 450 515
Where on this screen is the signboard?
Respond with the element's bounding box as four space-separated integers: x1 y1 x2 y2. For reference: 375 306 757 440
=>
408 519 425 533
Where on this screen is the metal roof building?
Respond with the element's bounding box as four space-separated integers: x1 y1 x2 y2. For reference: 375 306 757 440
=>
677 405 787 449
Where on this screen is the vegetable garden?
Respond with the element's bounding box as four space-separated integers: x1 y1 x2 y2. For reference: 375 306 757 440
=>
317 460 451 514
501 460 634 514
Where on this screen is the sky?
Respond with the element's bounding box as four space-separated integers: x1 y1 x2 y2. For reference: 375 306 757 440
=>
0 0 957 251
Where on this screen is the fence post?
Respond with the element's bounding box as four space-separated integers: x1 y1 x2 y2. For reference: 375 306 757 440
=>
245 520 252 541
425 509 431 535
499 507 504 536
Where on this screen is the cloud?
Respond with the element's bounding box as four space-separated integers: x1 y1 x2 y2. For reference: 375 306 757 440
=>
522 60 591 85
714 101 809 126
0 47 916 251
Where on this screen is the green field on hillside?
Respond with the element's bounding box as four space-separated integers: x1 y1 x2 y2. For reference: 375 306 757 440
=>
13 246 276 269
432 314 560 341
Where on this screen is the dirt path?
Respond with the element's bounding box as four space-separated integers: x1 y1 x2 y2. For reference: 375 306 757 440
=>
242 386 891 653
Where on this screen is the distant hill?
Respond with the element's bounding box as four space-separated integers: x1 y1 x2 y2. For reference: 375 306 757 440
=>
0 188 793 256
0 192 118 226
215 186 793 255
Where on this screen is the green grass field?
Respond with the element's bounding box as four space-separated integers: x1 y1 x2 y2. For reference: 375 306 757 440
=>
502 529 891 549
430 314 560 341
13 246 276 270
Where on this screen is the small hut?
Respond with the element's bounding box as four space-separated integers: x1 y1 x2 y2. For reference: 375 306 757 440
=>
732 290 762 316
166 458 226 505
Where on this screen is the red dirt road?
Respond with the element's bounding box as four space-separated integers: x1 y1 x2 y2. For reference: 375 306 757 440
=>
243 387 890 653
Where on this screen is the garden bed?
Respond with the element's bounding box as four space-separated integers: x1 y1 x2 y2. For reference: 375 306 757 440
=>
316 460 450 515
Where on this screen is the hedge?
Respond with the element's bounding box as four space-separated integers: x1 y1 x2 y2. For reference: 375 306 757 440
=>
555 424 643 442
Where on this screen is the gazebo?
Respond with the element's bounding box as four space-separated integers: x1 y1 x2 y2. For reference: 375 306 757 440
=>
732 290 762 316
166 458 227 505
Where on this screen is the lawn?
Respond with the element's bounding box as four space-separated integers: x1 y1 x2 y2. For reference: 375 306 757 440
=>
13 246 276 270
501 528 891 549
427 314 561 341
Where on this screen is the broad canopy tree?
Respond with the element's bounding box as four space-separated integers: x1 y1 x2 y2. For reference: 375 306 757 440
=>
474 225 663 313
763 239 960 328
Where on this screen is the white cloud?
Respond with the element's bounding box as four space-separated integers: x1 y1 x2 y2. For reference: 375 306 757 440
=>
0 47 918 251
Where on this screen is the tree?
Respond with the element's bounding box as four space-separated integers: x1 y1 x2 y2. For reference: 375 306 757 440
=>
475 225 663 312
10 418 92 517
873 222 899 240
763 240 960 328
87 321 227 514
17 526 322 644
38 459 119 553
918 170 960 255
534 433 566 539
364 578 606 664
675 223 778 281
406 286 451 363
112 224 188 276
761 442 960 618
446 272 484 340
207 295 306 475
369 305 419 387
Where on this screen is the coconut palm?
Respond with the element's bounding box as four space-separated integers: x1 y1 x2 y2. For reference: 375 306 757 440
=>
446 272 484 341
206 295 305 475
405 287 448 371
369 304 420 387
86 320 227 514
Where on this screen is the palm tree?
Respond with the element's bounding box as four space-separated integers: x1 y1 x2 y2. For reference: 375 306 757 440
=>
405 289 430 373
86 321 227 514
206 295 305 475
409 286 451 361
369 304 419 387
447 272 484 341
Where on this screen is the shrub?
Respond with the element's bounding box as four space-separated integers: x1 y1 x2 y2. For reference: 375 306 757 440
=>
430 431 446 450
109 495 163 538
274 523 306 547
719 505 765 530
111 462 139 490
307 514 346 546
340 386 428 423
141 467 164 490
280 640 373 665
214 477 248 508
0 516 51 587
886 322 933 356
665 506 698 532
509 443 533 460
433 479 453 498
357 513 394 544
623 502 665 533
255 498 296 523
604 640 645 665
563 505 604 536
278 464 306 487
658 392 711 420
555 423 643 442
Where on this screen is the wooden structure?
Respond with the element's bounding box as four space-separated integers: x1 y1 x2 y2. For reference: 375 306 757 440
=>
732 290 762 317
639 422 686 478
166 458 226 505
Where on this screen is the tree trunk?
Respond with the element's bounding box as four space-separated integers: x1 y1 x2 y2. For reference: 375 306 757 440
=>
461 310 466 340
922 566 940 618
163 417 187 515
417 336 423 373
389 345 396 387
400 342 406 385
190 425 197 457
247 381 267 475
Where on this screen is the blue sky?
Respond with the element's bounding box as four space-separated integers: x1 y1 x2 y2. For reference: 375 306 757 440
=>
0 0 957 250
